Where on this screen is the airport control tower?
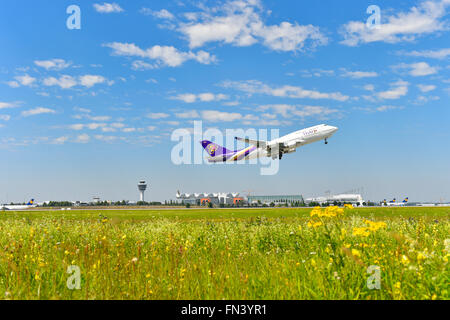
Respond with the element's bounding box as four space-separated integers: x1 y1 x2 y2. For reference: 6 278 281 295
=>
138 180 147 202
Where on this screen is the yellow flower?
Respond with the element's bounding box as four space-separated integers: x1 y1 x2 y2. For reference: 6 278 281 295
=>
313 221 323 228
401 255 410 265
353 227 370 237
394 282 401 289
417 252 425 262
351 249 361 257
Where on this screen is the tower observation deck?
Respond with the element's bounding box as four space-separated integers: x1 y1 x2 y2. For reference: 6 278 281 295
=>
138 180 147 202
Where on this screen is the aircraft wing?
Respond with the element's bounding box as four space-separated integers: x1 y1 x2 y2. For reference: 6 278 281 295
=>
235 137 267 148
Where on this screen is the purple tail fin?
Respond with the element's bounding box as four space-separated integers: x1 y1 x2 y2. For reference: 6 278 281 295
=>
200 140 233 156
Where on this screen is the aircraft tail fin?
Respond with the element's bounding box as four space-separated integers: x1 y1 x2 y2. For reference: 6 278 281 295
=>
403 197 409 203
200 140 233 157
27 199 35 205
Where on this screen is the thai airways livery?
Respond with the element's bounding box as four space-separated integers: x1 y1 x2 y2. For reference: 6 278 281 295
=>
201 124 338 163
384 197 409 207
1 199 37 210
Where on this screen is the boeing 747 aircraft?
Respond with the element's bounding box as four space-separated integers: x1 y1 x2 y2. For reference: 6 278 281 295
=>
1 199 37 210
201 124 338 162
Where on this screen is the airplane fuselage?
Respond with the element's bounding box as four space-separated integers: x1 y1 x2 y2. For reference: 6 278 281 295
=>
1 204 37 210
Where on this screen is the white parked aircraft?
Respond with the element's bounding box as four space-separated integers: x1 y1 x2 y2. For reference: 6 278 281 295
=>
201 124 339 162
1 199 37 210
383 198 409 207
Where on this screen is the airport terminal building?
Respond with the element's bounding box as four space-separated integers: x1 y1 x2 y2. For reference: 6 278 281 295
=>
176 191 244 206
247 195 304 205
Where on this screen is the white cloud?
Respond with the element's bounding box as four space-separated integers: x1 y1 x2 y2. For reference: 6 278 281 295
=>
222 80 349 101
0 102 19 109
141 8 174 19
43 75 110 89
300 69 335 78
34 59 71 70
52 136 69 145
86 123 107 130
164 121 180 126
401 48 450 59
202 110 243 122
43 75 77 89
416 95 440 103
131 60 155 71
146 78 158 84
258 104 339 119
14 74 36 87
69 124 84 130
21 107 56 117
340 0 450 46
262 113 276 119
172 93 228 103
94 135 119 143
173 93 196 103
6 81 20 88
175 110 200 118
75 134 90 143
177 0 327 52
364 84 375 91
74 107 91 113
111 122 125 128
222 101 240 106
79 75 107 88
376 105 404 112
292 106 339 118
104 42 216 68
147 112 170 119
0 115 11 121
376 80 409 99
395 62 439 76
93 3 124 13
417 84 437 92
341 69 378 79
147 126 157 131
122 128 136 133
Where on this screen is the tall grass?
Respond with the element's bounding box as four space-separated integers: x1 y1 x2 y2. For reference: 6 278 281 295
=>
0 207 448 300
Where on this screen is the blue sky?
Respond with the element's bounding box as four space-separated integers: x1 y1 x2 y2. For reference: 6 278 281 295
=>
0 0 449 203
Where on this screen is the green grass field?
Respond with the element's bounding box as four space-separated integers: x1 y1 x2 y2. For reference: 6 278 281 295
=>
0 207 448 300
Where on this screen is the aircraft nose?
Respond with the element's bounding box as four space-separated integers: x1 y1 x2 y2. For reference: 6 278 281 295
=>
330 126 338 133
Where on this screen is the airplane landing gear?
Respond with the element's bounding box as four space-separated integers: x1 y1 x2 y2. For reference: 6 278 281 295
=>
325 138 328 145
279 152 283 160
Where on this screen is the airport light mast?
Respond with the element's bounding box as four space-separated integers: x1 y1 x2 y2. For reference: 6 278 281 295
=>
138 180 147 202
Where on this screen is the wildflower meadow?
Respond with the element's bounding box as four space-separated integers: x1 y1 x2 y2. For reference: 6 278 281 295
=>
0 207 448 300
